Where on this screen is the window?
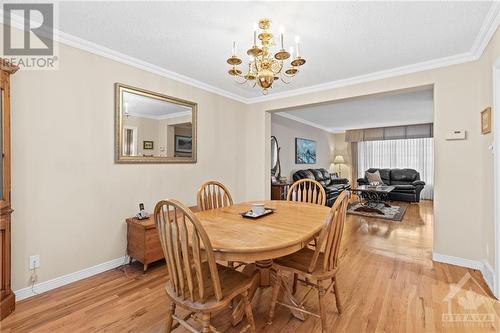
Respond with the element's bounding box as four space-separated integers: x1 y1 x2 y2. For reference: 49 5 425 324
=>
358 138 434 199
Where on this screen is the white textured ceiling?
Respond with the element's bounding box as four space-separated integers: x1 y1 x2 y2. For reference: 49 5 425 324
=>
277 88 434 132
56 1 494 99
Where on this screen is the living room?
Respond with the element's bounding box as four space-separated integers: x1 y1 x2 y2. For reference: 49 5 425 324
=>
1 2 500 332
271 86 434 221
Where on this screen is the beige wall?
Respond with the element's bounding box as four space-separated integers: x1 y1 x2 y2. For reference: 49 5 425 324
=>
8 23 500 293
476 28 500 269
271 114 334 180
246 28 500 268
331 133 351 181
10 42 250 291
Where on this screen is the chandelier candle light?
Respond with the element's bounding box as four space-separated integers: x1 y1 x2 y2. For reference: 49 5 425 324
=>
227 18 306 95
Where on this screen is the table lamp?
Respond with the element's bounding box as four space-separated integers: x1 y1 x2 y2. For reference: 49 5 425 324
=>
333 155 345 177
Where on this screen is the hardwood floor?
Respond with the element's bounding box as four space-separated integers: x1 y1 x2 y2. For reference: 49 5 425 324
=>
1 200 499 332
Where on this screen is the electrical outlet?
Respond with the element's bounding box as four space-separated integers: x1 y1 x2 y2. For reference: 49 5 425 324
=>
29 255 40 270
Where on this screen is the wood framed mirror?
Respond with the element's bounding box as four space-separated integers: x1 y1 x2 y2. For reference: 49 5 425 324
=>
115 83 197 163
271 135 281 182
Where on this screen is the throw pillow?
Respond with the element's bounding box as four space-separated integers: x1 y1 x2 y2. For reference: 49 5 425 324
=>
365 170 384 185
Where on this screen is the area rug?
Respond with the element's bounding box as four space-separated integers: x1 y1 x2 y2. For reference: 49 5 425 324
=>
347 202 407 221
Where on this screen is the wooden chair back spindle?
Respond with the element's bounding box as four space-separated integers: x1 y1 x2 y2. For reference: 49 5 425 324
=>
309 191 350 273
287 179 326 206
154 199 223 303
197 180 234 211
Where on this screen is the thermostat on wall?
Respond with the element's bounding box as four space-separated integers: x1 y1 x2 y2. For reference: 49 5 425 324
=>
446 130 466 140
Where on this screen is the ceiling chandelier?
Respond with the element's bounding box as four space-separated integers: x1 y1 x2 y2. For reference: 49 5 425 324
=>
226 18 306 95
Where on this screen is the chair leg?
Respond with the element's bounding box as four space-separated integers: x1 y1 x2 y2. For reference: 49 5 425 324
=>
332 276 342 314
318 282 328 333
267 269 282 324
201 313 211 333
292 273 298 295
242 290 256 333
165 302 176 333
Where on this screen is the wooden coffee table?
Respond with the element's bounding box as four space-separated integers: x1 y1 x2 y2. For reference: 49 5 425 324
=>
351 185 395 215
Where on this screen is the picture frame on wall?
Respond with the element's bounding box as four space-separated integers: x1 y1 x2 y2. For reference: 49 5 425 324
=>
175 135 192 153
295 138 316 164
481 107 492 134
143 141 154 150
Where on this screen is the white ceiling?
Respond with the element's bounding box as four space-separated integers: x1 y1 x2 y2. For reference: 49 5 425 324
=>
53 1 497 101
276 87 434 132
123 91 191 120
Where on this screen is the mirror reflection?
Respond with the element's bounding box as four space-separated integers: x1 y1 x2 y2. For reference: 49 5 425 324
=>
116 84 197 163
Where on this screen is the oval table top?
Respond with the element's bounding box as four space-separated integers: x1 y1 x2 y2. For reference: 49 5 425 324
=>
194 200 330 262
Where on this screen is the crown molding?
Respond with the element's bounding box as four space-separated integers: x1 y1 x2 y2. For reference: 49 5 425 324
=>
2 3 499 106
274 112 334 133
249 3 500 104
471 2 500 59
2 13 249 104
57 30 250 104
248 52 474 104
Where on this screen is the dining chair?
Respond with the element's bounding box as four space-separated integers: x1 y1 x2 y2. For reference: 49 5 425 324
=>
287 178 327 250
287 178 326 206
268 190 350 333
197 180 241 269
197 180 234 211
155 199 256 333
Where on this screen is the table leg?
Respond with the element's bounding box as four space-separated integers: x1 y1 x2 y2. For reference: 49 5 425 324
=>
231 264 260 326
255 259 273 287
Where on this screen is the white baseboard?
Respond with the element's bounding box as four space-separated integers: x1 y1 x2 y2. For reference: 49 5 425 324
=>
432 252 496 296
432 252 483 270
481 259 496 297
14 256 128 301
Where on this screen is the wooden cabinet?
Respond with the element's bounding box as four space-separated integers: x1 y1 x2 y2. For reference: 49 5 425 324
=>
271 182 291 200
126 206 198 272
0 59 18 320
126 217 164 272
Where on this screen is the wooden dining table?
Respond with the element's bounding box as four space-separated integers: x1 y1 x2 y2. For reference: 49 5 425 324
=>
194 200 330 325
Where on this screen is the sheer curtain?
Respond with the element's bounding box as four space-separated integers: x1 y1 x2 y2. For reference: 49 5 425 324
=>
357 138 434 199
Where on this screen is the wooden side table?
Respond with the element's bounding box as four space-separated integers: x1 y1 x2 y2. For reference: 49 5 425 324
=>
126 216 163 272
126 205 198 272
271 182 291 200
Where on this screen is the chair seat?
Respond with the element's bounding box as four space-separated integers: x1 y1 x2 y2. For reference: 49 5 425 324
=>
166 262 255 312
273 247 336 280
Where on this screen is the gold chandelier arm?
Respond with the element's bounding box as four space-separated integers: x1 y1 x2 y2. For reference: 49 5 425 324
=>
280 72 293 84
276 60 284 74
234 73 248 84
253 59 259 74
234 76 248 84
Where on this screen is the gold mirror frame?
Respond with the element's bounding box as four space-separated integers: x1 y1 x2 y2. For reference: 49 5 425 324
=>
115 83 197 163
